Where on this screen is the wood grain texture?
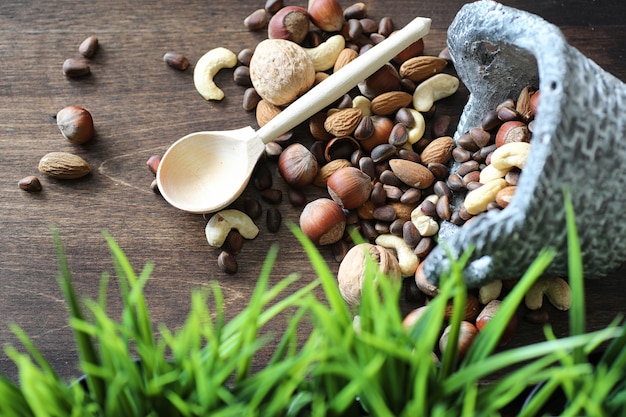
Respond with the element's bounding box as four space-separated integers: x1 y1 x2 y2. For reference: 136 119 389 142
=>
0 0 624 385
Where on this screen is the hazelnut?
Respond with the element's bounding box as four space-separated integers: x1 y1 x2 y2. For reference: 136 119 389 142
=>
337 243 402 306
495 120 530 147
326 166 372 209
357 63 401 99
439 321 478 361
56 106 94 144
278 143 319 188
308 0 344 32
476 300 518 346
299 198 346 245
268 6 310 44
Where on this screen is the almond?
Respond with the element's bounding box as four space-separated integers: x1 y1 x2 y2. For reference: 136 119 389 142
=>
420 136 455 165
256 99 282 127
370 91 413 116
38 152 91 179
333 48 359 73
389 159 435 189
324 107 362 137
399 56 448 82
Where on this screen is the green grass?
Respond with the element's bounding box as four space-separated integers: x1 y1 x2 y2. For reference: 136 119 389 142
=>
0 193 624 416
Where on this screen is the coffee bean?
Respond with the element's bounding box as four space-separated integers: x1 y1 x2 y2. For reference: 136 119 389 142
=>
266 207 282 233
218 251 238 274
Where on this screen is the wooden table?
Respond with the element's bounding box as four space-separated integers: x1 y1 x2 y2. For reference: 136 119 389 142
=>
1 0 624 386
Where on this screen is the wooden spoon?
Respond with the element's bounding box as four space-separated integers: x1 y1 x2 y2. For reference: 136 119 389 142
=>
157 16 431 213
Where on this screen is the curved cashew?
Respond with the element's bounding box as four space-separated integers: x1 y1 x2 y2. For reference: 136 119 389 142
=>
352 95 372 117
205 209 259 247
194 47 237 101
478 279 503 304
490 141 531 170
464 178 507 215
406 108 425 144
410 194 439 223
413 215 439 237
303 34 345 72
524 276 571 310
375 234 419 276
479 163 509 184
412 73 459 112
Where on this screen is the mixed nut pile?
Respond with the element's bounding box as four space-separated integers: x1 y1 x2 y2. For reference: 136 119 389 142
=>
17 0 572 356
145 0 573 356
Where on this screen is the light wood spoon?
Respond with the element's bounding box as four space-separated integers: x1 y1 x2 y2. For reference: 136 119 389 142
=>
157 16 431 213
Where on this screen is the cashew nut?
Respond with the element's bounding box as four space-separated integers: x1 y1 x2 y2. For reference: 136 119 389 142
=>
413 215 439 237
410 194 439 223
375 234 419 276
464 178 507 215
524 276 571 311
205 209 259 248
406 108 425 144
479 163 509 184
412 73 460 112
193 47 237 101
303 34 345 72
478 279 503 304
352 95 372 117
490 141 531 170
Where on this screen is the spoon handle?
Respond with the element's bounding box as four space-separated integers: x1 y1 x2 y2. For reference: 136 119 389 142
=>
256 16 432 144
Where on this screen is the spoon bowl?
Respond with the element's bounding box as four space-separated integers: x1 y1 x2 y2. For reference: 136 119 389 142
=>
157 16 432 213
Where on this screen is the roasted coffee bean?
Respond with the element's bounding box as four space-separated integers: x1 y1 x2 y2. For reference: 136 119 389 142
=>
452 147 472 162
402 220 421 247
370 182 387 206
233 66 252 86
253 162 272 190
456 160 480 177
379 169 402 187
505 168 521 185
395 107 415 127
389 218 406 236
360 219 379 240
371 143 397 163
331 239 350 262
432 114 452 137
383 184 403 201
433 180 452 199
359 156 376 179
481 110 501 131
436 195 451 221
218 251 238 274
457 133 479 151
389 123 409 147
243 197 262 219
266 207 282 233
223 230 244 255
469 127 491 147
398 148 421 163
288 187 307 207
447 173 465 191
428 162 448 180
420 200 437 217
414 237 434 258
373 205 397 222
374 221 390 234
400 187 422 205
260 188 282 204
243 87 262 111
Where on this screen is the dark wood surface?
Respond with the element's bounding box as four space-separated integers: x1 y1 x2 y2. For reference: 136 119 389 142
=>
1 0 625 385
